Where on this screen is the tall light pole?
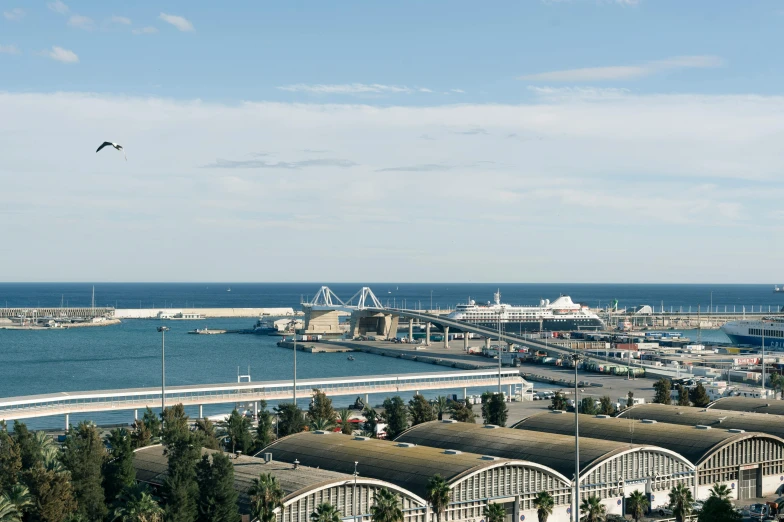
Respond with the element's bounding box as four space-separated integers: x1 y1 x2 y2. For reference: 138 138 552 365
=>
353 461 359 522
157 326 169 427
762 327 766 396
572 352 581 522
498 310 502 395
290 320 298 405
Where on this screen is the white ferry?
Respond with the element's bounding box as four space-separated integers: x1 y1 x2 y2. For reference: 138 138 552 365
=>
442 291 604 333
721 318 784 349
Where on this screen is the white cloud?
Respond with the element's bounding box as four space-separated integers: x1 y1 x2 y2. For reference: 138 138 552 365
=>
158 12 194 32
277 83 451 96
109 15 132 25
47 0 69 15
132 26 158 35
3 8 24 21
520 55 723 82
0 45 20 55
44 46 78 63
67 15 94 30
0 90 783 282
450 89 466 94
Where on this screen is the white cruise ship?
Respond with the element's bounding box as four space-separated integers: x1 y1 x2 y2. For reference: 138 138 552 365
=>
721 318 784 349
442 291 604 333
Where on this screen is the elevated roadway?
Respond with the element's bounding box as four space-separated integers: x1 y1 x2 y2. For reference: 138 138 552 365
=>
0 369 527 428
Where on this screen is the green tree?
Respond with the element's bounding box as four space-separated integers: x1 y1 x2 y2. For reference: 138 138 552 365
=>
193 418 220 451
448 401 476 423
0 497 23 522
626 391 634 409
434 397 449 421
689 383 710 408
274 403 305 437
0 429 22 491
256 401 275 449
309 503 341 522
113 484 164 522
653 378 672 405
481 393 508 427
22 466 77 522
308 389 337 427
61 421 108 522
668 482 694 522
196 453 240 522
579 495 606 522
627 490 648 522
2 484 33 518
13 422 42 469
708 483 732 501
224 410 253 455
677 385 690 406
363 407 380 438
533 491 554 522
336 409 353 435
482 503 505 522
142 408 162 438
550 392 568 411
130 420 152 450
579 397 598 415
425 475 451 522
104 428 136 504
408 395 436 426
309 418 335 432
161 405 199 522
697 484 740 522
248 473 283 522
770 373 784 399
370 488 403 522
382 397 409 439
598 396 616 416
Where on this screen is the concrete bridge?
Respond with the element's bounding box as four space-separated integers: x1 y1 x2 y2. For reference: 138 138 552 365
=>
0 369 529 429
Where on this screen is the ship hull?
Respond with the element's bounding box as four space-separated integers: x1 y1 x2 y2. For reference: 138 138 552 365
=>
433 318 603 334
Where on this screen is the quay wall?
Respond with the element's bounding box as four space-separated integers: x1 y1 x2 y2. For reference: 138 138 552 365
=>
115 307 296 319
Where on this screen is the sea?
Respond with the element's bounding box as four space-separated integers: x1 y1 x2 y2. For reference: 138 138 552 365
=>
1 283 780 430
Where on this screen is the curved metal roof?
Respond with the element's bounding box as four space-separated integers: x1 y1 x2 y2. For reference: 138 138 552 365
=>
514 411 782 467
619 403 784 440
395 420 693 479
708 397 784 415
263 431 569 497
133 445 427 514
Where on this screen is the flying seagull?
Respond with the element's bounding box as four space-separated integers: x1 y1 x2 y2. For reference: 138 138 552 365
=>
96 141 126 161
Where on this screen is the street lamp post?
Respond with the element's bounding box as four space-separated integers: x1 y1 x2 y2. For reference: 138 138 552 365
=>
157 326 170 427
353 461 359 522
572 352 581 522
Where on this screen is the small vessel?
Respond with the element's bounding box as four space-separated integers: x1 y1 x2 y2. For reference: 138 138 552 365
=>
189 327 226 335
347 355 355 361
227 287 232 292
775 286 784 293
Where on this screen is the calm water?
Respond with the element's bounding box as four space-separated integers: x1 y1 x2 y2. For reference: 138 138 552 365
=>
1 283 777 429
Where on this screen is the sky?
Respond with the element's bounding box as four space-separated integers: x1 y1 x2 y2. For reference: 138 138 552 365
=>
1 0 783 283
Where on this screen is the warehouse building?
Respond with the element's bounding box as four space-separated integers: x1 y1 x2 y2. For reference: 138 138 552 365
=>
709 396 784 415
395 419 694 518
133 445 429 522
263 430 573 522
619 403 784 441
514 411 784 500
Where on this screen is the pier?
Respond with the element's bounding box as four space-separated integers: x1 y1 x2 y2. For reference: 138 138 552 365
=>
0 306 114 319
0 369 529 428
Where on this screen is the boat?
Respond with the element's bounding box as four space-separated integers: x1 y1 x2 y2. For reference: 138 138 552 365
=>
227 287 231 292
189 327 226 335
775 286 784 293
347 355 355 361
439 291 604 333
721 318 784 349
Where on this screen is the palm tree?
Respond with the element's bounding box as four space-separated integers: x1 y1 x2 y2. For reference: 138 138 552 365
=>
370 488 403 522
249 473 284 522
483 503 506 522
533 491 554 522
1 485 32 515
668 482 694 522
627 490 648 522
337 409 354 435
310 417 336 432
112 485 164 522
310 502 341 522
425 474 451 522
709 483 732 501
33 431 55 455
434 396 449 421
0 498 22 522
579 495 606 522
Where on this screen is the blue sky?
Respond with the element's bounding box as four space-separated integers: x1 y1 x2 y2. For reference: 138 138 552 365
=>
1 1 784 283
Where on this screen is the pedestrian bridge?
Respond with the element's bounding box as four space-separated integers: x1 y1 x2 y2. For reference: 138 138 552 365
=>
0 369 528 427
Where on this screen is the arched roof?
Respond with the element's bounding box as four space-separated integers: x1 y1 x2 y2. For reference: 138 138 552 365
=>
262 431 570 498
395 420 693 480
513 411 784 467
708 397 784 415
619 403 784 440
132 445 427 514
